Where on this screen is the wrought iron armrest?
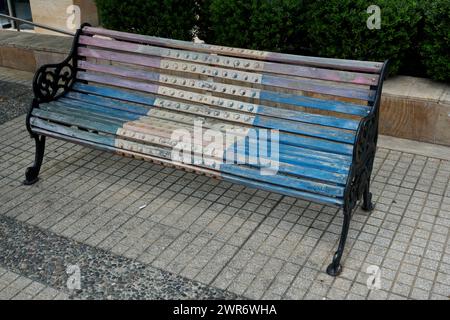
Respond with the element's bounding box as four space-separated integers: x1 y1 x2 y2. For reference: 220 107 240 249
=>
27 23 90 136
343 60 390 212
32 24 90 103
343 112 378 211
32 57 77 102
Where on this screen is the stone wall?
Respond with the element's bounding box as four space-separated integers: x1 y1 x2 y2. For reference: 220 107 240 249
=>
0 30 72 71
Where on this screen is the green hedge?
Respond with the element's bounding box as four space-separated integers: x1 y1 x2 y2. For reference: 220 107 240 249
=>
304 0 421 75
419 0 450 81
198 0 422 75
95 0 449 82
197 0 306 54
95 0 197 41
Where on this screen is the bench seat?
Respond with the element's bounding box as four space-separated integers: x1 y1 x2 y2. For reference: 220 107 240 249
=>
25 24 389 276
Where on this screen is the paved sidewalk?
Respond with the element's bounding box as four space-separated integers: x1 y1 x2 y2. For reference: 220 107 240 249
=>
0 66 33 86
0 114 449 300
0 67 34 125
0 267 69 300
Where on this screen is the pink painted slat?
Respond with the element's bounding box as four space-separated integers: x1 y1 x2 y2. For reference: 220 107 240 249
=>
78 47 375 101
77 60 362 129
77 72 159 96
78 47 161 69
262 62 379 86
78 35 379 86
82 26 383 73
263 75 375 101
78 60 159 83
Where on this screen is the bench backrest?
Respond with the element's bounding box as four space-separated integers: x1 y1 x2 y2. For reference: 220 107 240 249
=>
77 27 383 112
69 26 386 168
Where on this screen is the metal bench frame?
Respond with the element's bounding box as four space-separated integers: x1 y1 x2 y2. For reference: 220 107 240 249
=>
24 23 389 276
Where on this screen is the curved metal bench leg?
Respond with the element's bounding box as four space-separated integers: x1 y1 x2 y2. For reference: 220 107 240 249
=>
361 178 375 212
326 208 351 277
24 135 46 185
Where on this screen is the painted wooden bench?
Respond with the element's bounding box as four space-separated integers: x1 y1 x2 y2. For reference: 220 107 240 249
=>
25 24 389 276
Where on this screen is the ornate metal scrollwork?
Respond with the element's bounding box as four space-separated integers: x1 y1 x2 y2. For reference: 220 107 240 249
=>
31 23 90 103
344 113 378 212
342 60 391 216
32 60 77 102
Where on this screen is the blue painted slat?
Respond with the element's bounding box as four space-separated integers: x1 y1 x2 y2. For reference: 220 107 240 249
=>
262 74 375 101
221 164 344 197
73 83 156 106
55 99 141 121
30 117 115 146
258 105 359 130
66 86 356 156
31 116 344 206
260 91 370 117
233 144 350 175
276 142 351 162
221 173 343 207
42 101 350 178
32 111 345 196
32 108 123 135
78 59 362 129
225 154 347 184
66 91 151 115
278 133 353 156
254 115 355 144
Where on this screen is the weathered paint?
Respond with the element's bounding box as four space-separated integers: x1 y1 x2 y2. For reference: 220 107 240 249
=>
78 46 374 102
82 26 383 74
78 35 379 85
78 60 366 123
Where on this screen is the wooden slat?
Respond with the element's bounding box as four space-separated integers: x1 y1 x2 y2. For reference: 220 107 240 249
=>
71 83 355 156
30 122 220 177
41 103 348 179
78 35 379 85
33 103 349 178
82 26 382 74
78 60 368 122
78 47 376 102
48 98 356 169
221 174 343 206
75 73 357 144
30 116 346 197
33 122 345 206
259 91 370 117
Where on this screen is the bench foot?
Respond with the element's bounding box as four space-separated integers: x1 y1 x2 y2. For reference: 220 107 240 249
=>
361 181 375 212
24 135 46 185
326 260 342 277
326 210 351 277
361 192 375 211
